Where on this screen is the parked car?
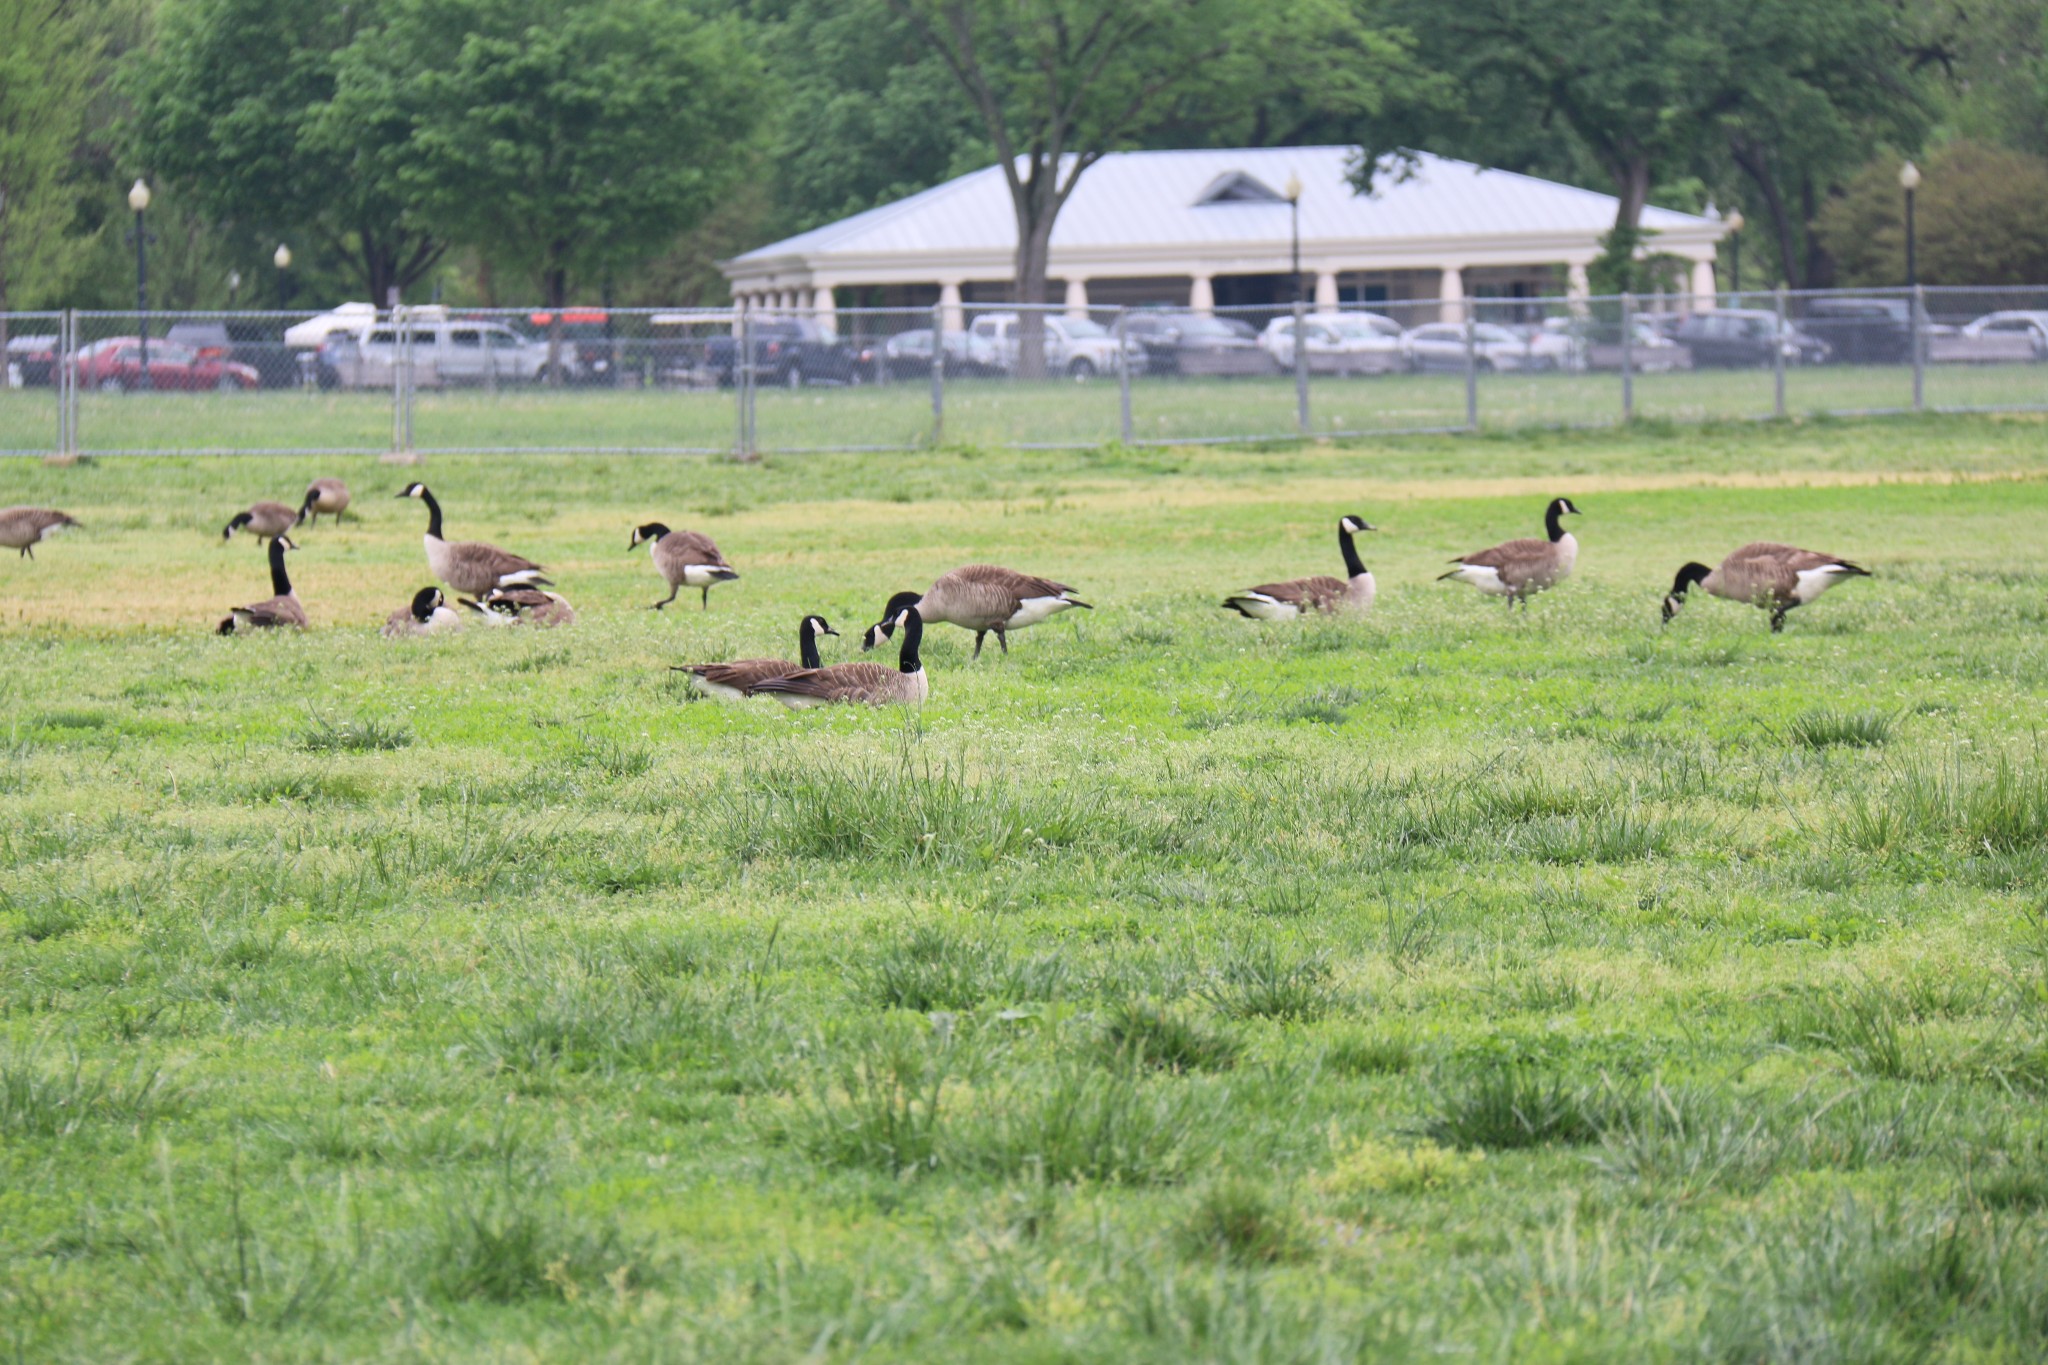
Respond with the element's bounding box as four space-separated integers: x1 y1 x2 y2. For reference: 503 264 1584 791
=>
968 312 1143 380
345 319 576 387
524 309 622 385
1123 313 1277 377
1670 310 1830 367
1798 297 1913 364
880 328 1002 379
283 302 380 352
165 321 323 389
1257 313 1407 374
1576 318 1694 372
1402 321 1532 373
703 317 865 388
70 337 260 392
5 335 59 387
1953 310 2048 359
1502 321 1577 371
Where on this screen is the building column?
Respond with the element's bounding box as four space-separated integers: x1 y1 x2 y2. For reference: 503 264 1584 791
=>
1689 258 1717 308
1566 263 1591 317
1188 274 1214 315
938 280 964 334
1438 265 1465 323
813 282 837 336
1063 277 1090 319
1314 271 1339 310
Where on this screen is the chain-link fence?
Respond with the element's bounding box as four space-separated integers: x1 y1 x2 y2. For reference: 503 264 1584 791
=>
5 288 2045 459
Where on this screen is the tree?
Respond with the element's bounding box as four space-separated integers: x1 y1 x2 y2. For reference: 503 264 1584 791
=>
0 0 99 316
123 0 443 304
358 0 765 312
1814 140 2048 286
888 0 1405 375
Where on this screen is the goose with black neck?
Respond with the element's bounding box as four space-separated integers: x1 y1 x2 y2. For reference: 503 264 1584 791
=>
217 534 307 633
1440 497 1581 608
1223 514 1378 618
754 606 927 707
675 614 837 699
397 483 551 598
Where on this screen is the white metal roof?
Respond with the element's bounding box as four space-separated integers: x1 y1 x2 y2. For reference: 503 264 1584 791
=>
727 147 1722 286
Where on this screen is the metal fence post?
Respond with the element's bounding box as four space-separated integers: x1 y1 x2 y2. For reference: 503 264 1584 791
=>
1773 287 1788 419
1463 312 1479 433
1293 299 1310 435
57 309 76 461
1621 292 1635 423
1116 308 1133 444
737 309 756 460
1911 283 1926 412
929 302 944 447
391 308 406 458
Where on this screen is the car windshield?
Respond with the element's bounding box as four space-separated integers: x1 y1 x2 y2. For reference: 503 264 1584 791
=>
1175 318 1248 341
1060 318 1110 338
1474 325 1519 344
1325 318 1390 339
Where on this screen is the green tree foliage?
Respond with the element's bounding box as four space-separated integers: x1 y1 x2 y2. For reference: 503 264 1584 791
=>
0 0 100 313
353 0 765 309
1814 140 2048 286
890 0 1409 374
123 0 442 304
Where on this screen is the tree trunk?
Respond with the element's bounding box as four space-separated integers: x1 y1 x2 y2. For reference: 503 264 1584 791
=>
1800 176 1836 289
544 259 567 388
1011 164 1057 381
1732 139 1803 290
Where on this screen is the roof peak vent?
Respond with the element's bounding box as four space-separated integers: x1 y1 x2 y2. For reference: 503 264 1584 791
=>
1194 171 1286 205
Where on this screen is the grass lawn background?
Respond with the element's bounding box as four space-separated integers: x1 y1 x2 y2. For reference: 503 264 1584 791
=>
3 414 2047 1360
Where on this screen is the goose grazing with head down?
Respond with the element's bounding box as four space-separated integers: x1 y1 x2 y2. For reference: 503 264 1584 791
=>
628 522 739 610
382 585 462 637
673 614 837 699
222 501 298 543
865 565 1090 658
297 478 352 527
1440 497 1581 608
1663 542 1872 633
217 534 306 633
0 507 80 559
459 586 575 628
396 482 550 597
754 606 927 708
1223 514 1378 619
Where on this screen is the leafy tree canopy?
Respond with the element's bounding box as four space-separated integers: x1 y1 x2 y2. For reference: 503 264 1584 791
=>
1815 139 2048 286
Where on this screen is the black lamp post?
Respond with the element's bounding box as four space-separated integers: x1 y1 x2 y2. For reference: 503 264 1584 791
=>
1899 161 1921 288
1725 207 1744 300
1284 172 1304 305
227 269 242 309
127 179 154 390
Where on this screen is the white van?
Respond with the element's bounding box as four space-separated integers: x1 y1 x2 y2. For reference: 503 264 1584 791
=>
330 317 575 388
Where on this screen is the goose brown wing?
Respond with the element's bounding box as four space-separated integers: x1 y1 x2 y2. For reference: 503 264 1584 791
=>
688 658 799 691
1452 536 1546 569
751 661 900 703
1246 575 1348 611
662 530 727 566
454 540 546 584
925 564 1070 627
232 594 306 628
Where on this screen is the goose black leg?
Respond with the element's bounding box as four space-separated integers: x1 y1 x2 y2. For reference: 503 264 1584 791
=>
1770 609 1787 634
700 585 711 610
995 628 1008 655
973 630 987 658
652 584 679 610
22 545 33 559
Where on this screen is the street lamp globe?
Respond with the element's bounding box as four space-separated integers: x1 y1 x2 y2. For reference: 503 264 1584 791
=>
1283 172 1303 203
274 243 292 270
1898 161 1921 191
128 179 152 213
1725 208 1744 235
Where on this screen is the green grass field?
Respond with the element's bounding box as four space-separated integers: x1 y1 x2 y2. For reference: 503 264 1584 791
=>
4 415 2048 1360
4 359 2044 456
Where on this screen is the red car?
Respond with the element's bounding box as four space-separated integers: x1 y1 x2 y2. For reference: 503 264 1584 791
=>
71 337 260 392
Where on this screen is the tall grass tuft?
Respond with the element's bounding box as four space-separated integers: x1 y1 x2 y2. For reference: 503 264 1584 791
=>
420 1187 634 1303
1200 940 1335 1021
851 923 1067 1012
1843 755 2048 855
1 1046 178 1137
301 716 412 753
953 1062 1208 1185
1097 999 1242 1072
1177 1176 1307 1263
1421 1068 1624 1149
1789 707 1895 749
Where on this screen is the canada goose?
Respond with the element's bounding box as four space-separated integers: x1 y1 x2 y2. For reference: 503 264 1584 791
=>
629 522 739 610
755 606 927 708
1440 497 1581 607
297 478 352 526
216 534 306 633
222 501 298 543
1223 515 1378 619
1663 543 1872 633
673 614 837 699
865 565 1091 657
396 483 551 597
382 585 462 637
459 586 575 627
0 507 79 559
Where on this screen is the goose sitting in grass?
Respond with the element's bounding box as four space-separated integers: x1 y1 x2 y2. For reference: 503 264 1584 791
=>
1440 497 1581 608
1223 514 1377 618
222 501 298 543
459 587 575 628
629 522 739 610
397 482 551 597
0 507 80 559
1662 543 1872 633
865 565 1090 658
673 615 837 699
382 586 462 637
754 605 926 708
217 535 305 634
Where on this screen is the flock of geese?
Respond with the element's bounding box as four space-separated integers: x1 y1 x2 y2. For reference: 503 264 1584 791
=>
1 486 1873 707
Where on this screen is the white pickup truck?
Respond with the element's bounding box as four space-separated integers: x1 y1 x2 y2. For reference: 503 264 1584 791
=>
968 312 1144 379
323 317 577 388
